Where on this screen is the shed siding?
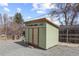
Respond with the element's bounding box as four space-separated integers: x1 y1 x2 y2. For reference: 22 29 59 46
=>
38 27 46 49
46 23 59 49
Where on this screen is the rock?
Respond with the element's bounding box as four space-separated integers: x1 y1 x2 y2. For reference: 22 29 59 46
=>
28 46 34 48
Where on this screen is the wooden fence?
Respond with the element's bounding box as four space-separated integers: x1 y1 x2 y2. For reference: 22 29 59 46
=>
59 25 79 43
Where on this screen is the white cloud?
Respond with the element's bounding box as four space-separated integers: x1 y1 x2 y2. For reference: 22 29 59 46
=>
4 7 10 12
32 3 38 10
0 0 8 6
53 20 60 25
0 3 8 6
16 8 21 13
40 3 55 9
27 16 32 19
36 10 45 14
32 3 55 14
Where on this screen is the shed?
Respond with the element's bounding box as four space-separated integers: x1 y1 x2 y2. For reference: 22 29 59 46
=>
25 18 59 49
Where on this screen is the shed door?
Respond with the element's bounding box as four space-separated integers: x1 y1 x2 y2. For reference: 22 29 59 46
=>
25 29 28 42
29 28 33 44
33 28 39 46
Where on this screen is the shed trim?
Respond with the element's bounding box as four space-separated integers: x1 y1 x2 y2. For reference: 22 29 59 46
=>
25 18 59 29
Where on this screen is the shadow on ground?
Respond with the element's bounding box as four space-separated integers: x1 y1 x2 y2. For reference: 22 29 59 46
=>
14 40 29 47
14 40 46 50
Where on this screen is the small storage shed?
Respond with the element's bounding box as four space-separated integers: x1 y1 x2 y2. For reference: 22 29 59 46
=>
25 18 59 49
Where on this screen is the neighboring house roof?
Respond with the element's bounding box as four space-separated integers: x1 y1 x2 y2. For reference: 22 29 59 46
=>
25 18 59 29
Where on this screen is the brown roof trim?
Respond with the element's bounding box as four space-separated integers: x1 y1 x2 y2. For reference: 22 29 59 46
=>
25 18 59 29
45 18 59 29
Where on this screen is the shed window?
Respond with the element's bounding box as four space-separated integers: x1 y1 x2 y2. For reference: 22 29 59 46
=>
33 24 38 26
39 24 43 26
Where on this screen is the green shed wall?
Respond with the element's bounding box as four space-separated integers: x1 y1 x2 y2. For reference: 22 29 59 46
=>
46 23 59 49
25 22 46 49
38 27 46 49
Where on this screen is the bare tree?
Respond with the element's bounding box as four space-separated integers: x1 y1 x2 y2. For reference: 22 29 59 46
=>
3 13 8 36
0 13 3 25
50 3 79 42
13 12 24 39
50 3 79 25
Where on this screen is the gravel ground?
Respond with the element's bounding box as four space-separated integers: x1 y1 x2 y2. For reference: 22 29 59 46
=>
0 40 79 56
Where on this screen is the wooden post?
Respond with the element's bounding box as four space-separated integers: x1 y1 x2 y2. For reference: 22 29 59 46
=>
66 26 69 43
32 28 34 46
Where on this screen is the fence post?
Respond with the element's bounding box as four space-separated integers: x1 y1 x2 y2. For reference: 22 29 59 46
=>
66 26 69 42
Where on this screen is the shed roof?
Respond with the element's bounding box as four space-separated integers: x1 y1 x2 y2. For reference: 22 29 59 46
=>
25 18 59 29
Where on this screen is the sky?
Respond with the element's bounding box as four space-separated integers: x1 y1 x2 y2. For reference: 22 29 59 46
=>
0 3 56 21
